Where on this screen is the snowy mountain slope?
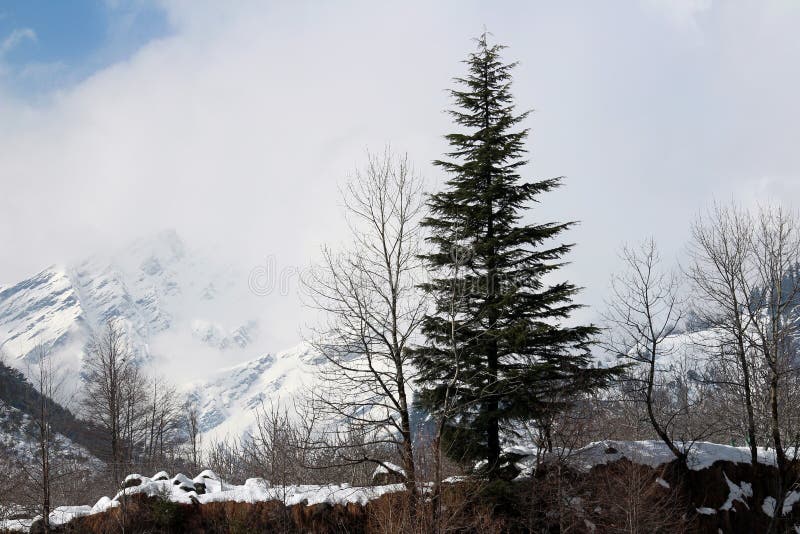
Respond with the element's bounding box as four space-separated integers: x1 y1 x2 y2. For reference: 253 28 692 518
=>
0 266 86 376
0 399 100 469
0 230 262 394
184 340 434 447
0 359 105 464
190 319 259 350
184 341 325 444
593 328 714 372
0 230 313 452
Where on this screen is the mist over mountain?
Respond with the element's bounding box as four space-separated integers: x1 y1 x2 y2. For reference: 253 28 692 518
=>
0 230 330 448
0 230 271 395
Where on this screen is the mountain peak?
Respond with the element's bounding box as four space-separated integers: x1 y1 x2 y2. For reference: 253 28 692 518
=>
114 229 187 273
0 230 261 391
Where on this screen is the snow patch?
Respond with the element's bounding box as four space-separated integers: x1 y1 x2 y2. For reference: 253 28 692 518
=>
720 472 752 511
763 497 776 517
569 440 781 472
784 491 800 515
372 462 406 480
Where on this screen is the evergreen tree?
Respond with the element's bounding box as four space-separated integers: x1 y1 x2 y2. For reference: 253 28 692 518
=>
414 34 618 475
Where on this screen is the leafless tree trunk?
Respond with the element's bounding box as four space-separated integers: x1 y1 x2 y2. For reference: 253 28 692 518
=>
736 206 800 532
141 376 182 471
187 401 202 472
26 346 55 533
18 345 78 534
603 239 687 463
688 203 759 464
302 148 426 514
82 319 146 485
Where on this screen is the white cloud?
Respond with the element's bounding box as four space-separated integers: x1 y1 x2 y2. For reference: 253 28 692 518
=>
0 1 798 349
0 27 36 56
642 0 711 37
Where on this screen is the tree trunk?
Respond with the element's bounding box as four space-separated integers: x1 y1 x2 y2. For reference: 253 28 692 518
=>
487 343 501 475
397 366 418 522
482 51 502 478
431 428 443 534
646 340 685 464
738 341 758 465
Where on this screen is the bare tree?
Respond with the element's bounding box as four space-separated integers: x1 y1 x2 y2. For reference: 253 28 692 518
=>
142 376 183 472
302 149 426 507
589 460 690 534
120 363 148 469
82 319 146 485
205 438 249 483
687 203 759 464
18 345 77 534
247 402 298 488
736 206 800 532
603 239 688 463
242 398 325 529
186 400 202 472
22 346 56 533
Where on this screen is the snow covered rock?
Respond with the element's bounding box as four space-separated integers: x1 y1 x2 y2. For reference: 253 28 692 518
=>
567 440 783 472
123 474 146 488
372 462 406 484
170 473 199 493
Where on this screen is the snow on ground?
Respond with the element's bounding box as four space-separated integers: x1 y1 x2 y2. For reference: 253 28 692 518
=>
762 496 777 516
1 440 798 530
565 439 785 472
720 472 752 511
113 470 404 508
0 469 406 532
788 492 800 514
765 492 800 518
502 439 794 480
0 505 93 532
760 492 800 518
524 440 799 520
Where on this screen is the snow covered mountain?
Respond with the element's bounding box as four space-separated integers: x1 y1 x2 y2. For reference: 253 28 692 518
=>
0 230 326 446
0 359 102 470
0 399 100 469
184 341 325 444
0 230 262 395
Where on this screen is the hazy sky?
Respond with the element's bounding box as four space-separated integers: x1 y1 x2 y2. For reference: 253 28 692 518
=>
1 0 799 351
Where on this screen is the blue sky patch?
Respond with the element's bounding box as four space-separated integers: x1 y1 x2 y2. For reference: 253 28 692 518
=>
0 0 170 95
